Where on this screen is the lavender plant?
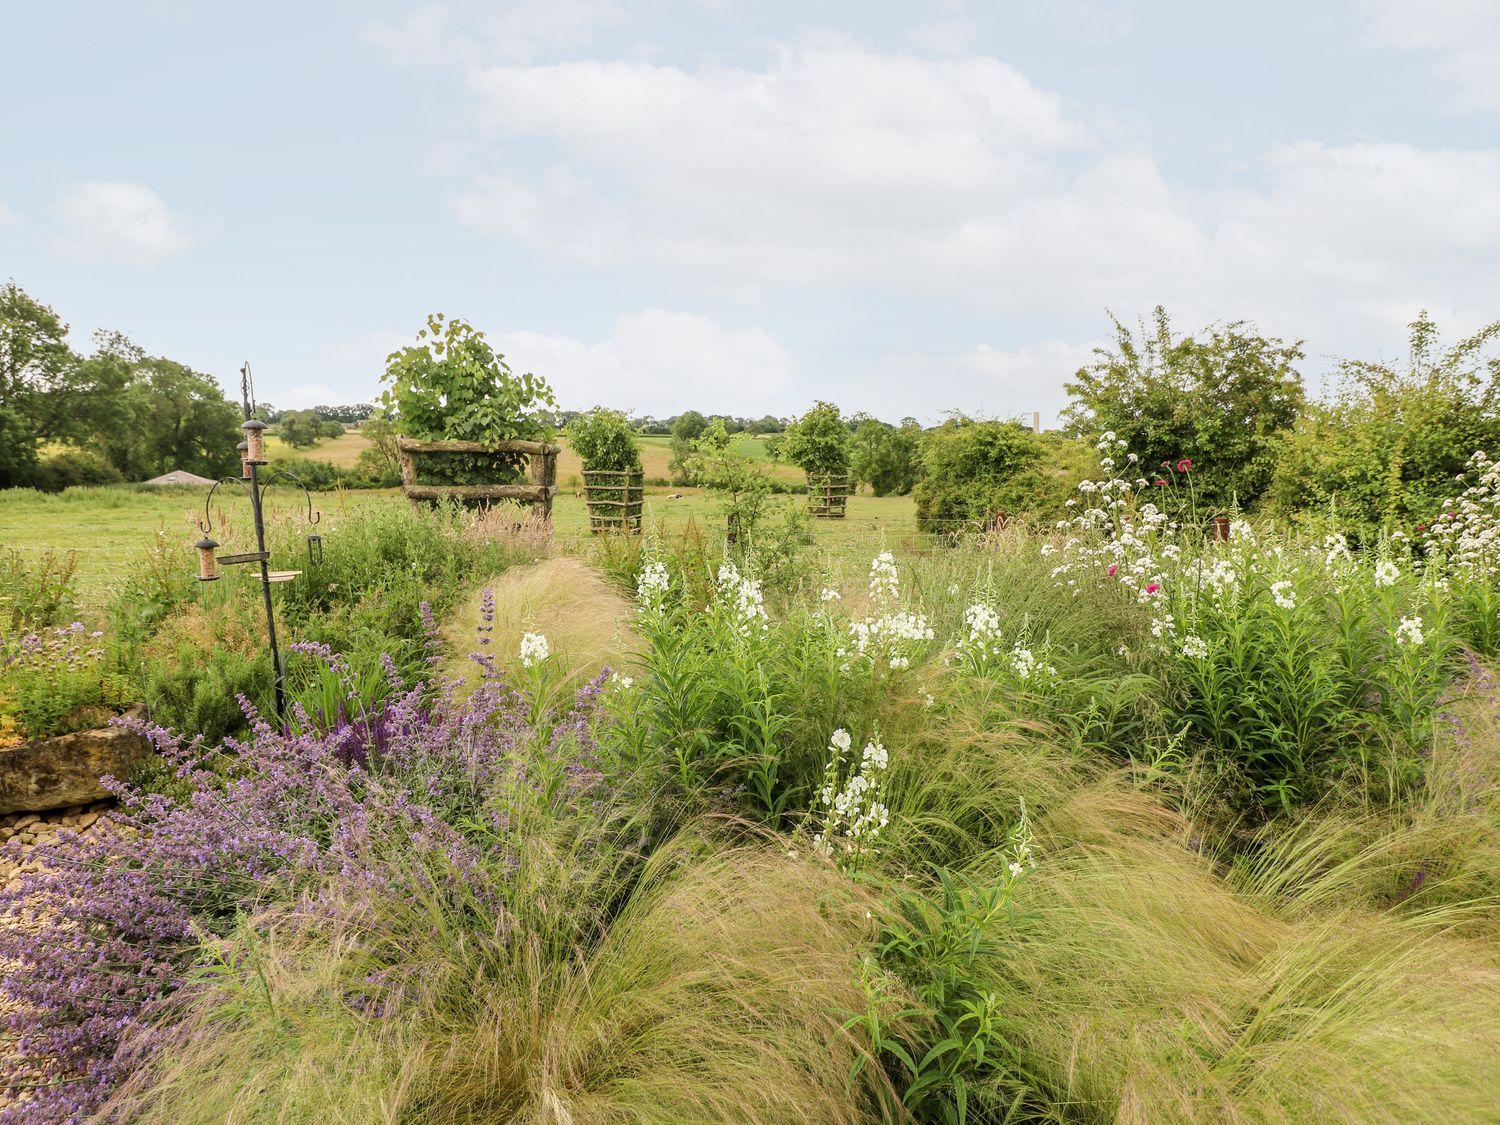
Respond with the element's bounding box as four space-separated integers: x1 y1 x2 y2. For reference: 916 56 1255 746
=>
0 646 611 1122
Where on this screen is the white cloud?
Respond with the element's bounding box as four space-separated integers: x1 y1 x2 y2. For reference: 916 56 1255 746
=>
958 339 1103 424
54 181 188 266
1360 0 1500 111
494 309 792 416
401 26 1500 402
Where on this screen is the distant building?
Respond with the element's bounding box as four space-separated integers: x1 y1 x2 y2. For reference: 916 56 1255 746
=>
142 470 217 486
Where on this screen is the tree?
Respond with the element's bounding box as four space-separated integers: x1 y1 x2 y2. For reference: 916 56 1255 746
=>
912 417 1047 533
669 410 710 486
277 409 326 448
781 401 852 477
354 414 402 484
121 358 241 480
1063 307 1304 511
1270 311 1500 534
850 417 921 496
0 283 75 484
690 419 774 540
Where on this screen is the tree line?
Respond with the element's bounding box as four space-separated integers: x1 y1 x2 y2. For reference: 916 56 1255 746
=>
7 280 1498 539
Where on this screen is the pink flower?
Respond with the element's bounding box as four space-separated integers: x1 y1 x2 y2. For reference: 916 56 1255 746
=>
1146 583 1160 595
1416 524 1427 533
1177 458 1193 473
1107 564 1117 576
1154 479 1167 487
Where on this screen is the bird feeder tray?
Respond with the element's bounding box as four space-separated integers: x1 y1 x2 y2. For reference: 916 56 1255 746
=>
265 570 302 584
216 551 270 566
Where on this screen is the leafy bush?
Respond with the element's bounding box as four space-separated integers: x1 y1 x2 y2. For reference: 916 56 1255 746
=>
28 448 124 491
912 417 1047 533
1064 305 1305 511
0 546 79 630
378 313 556 486
567 406 641 472
1271 311 1500 535
782 400 852 476
267 454 395 490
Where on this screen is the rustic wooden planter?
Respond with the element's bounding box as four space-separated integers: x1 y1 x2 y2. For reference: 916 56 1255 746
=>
0 705 154 815
582 469 645 534
806 471 852 519
396 437 561 521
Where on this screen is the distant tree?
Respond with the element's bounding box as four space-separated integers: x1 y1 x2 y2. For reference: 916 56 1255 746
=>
669 410 710 485
120 358 240 480
310 403 374 424
782 401 852 477
354 413 402 484
320 419 346 440
277 410 326 448
1063 307 1304 511
851 417 922 496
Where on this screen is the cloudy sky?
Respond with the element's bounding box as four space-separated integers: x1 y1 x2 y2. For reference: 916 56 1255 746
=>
2 1 1498 423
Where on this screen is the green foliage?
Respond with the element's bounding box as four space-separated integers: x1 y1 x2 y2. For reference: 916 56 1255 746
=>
1270 310 1500 536
688 420 776 541
0 282 72 482
379 313 555 446
379 313 556 486
275 409 327 448
353 414 402 485
853 865 1029 1124
29 448 124 492
0 547 79 630
851 416 921 496
913 417 1046 533
1064 306 1305 511
567 406 641 472
782 400 853 476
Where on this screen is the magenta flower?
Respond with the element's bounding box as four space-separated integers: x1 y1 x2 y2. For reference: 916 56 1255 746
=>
1176 458 1192 473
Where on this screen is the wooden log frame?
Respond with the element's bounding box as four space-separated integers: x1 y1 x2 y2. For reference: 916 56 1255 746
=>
581 468 645 535
396 435 561 521
806 471 852 519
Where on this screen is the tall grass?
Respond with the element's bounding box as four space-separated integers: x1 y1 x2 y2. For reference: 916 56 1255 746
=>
102 831 888 1125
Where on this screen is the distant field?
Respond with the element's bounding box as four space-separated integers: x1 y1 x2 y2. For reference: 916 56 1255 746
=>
1 484 917 613
265 432 374 468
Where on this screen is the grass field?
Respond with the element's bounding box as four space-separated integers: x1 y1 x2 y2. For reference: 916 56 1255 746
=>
0 484 917 612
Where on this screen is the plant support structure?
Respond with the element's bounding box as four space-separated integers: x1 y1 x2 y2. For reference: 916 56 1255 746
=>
193 363 322 721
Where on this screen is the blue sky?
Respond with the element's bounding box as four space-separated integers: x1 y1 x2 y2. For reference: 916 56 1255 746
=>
2 1 1498 424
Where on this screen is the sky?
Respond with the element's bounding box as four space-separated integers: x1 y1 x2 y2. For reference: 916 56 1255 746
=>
2 0 1498 425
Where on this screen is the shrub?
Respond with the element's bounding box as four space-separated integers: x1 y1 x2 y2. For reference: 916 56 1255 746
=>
1064 305 1305 512
567 406 641 472
782 400 853 477
28 448 124 491
378 313 556 486
1271 310 1500 536
0 546 79 630
912 417 1046 533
